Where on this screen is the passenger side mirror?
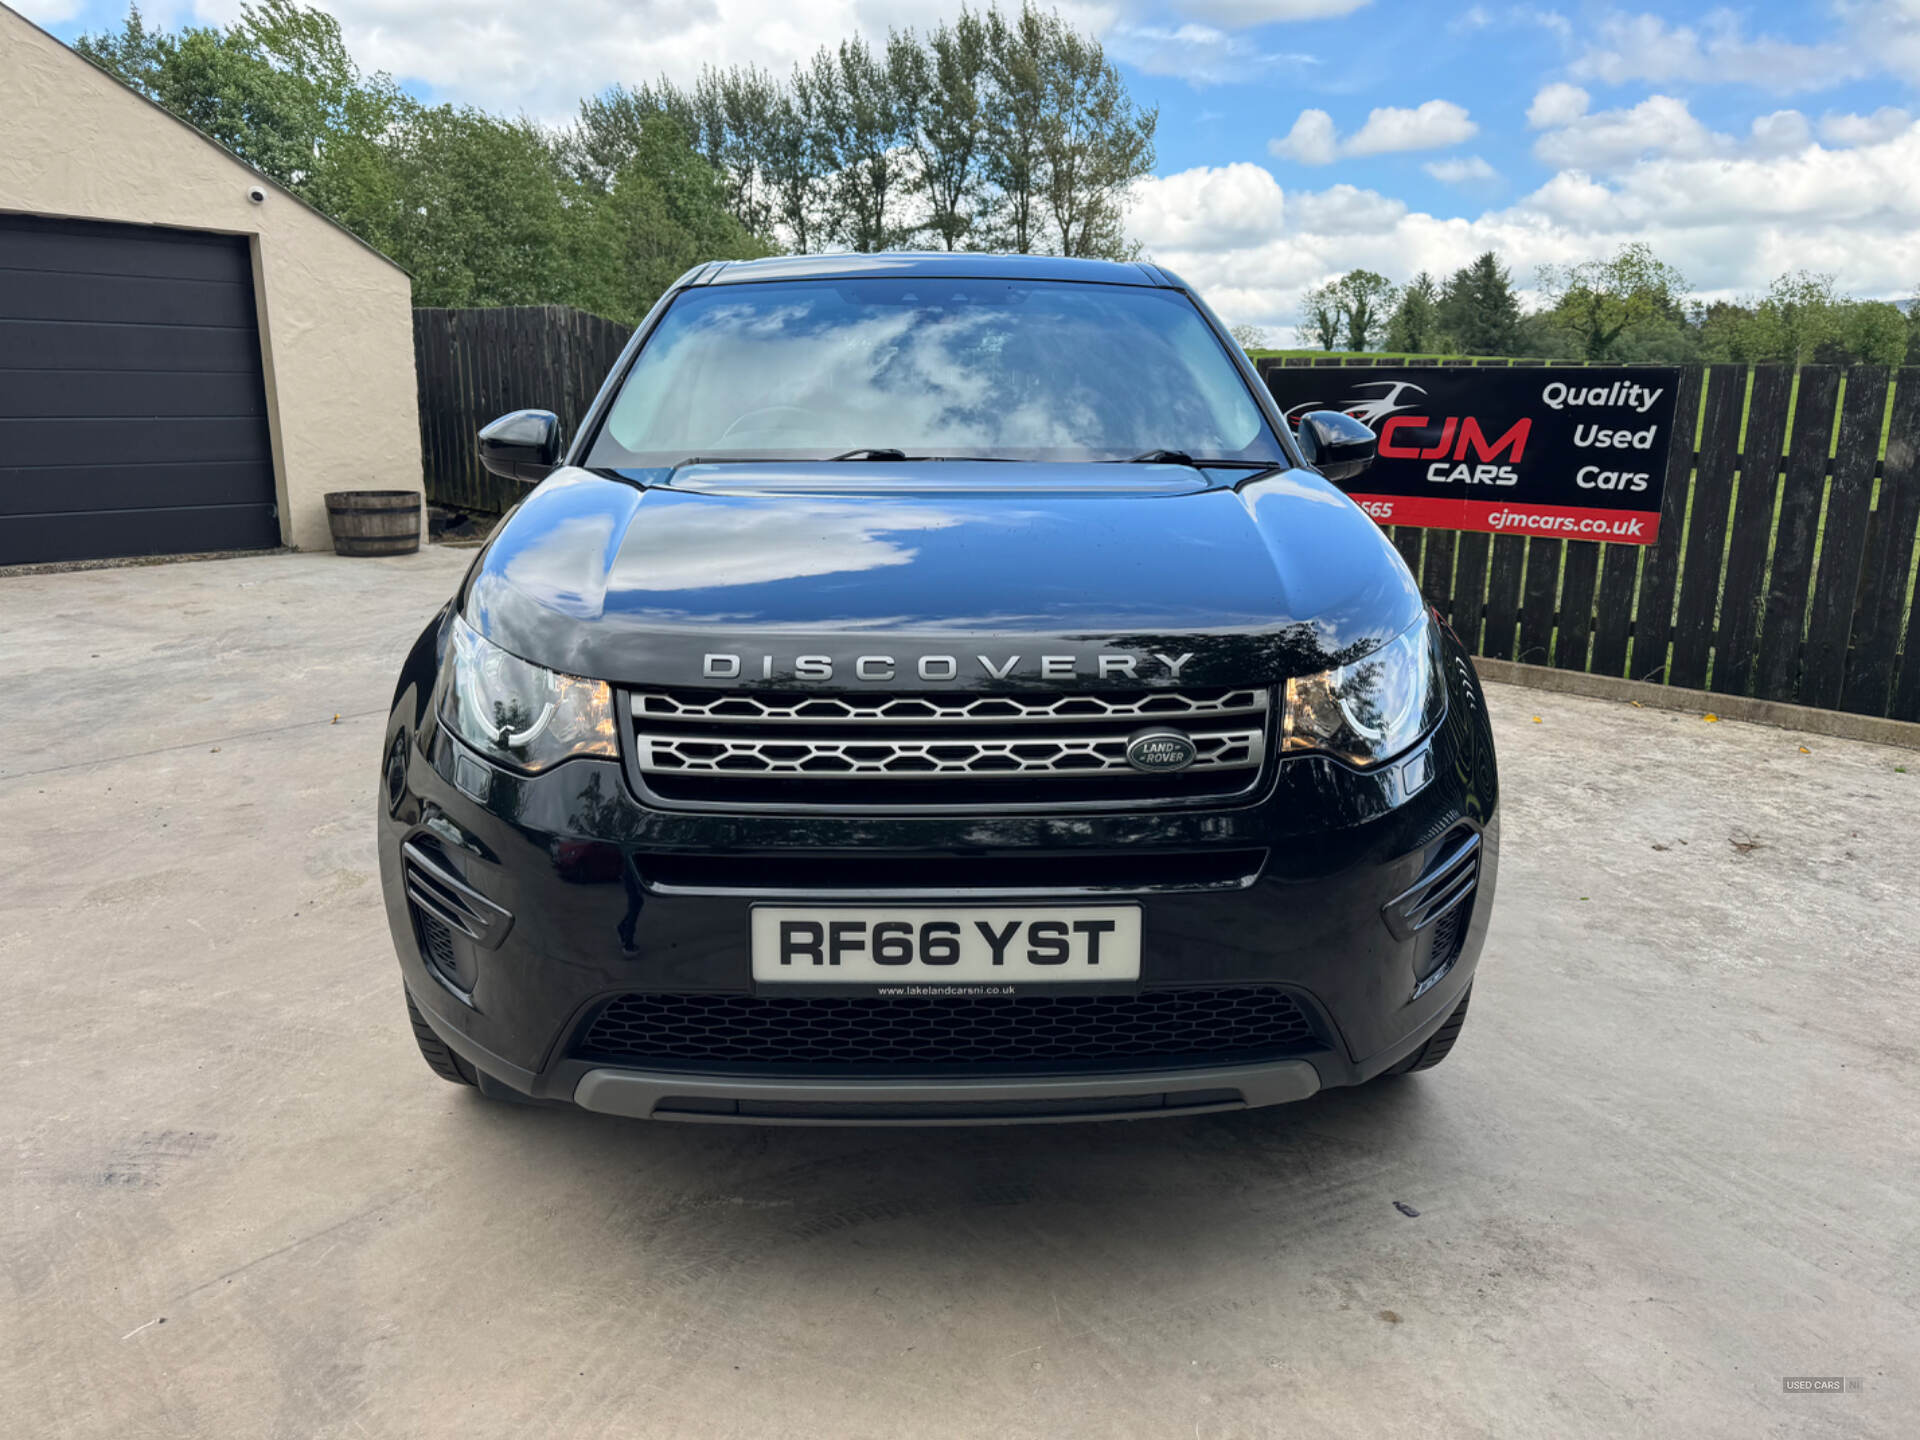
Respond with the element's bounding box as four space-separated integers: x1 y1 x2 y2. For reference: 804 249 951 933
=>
1295 410 1377 483
478 410 563 483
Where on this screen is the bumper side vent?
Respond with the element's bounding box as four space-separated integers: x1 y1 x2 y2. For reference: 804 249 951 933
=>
415 910 475 992
401 841 513 951
1382 829 1481 942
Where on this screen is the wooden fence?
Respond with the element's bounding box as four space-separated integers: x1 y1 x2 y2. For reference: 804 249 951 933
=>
1257 357 1920 724
412 305 633 514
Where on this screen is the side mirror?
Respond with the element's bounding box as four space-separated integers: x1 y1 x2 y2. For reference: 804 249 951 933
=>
478 410 563 483
1296 410 1377 483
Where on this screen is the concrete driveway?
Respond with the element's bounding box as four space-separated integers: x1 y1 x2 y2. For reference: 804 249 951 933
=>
2 549 1915 1439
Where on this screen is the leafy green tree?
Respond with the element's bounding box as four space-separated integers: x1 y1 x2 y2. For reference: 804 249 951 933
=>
567 82 697 192
981 5 1051 253
557 5 1157 262
1538 242 1689 361
1384 272 1442 353
1035 21 1154 257
1228 323 1267 351
378 108 577 307
1298 283 1342 351
1513 311 1582 360
1436 252 1522 356
913 12 991 250
804 34 921 252
570 117 773 320
1331 270 1396 351
1749 270 1846 364
78 0 394 191
1827 300 1910 365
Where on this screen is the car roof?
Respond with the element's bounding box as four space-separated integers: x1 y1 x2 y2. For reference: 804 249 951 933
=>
700 252 1180 288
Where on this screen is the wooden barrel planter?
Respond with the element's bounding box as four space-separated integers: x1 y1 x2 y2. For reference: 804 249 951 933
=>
325 491 421 556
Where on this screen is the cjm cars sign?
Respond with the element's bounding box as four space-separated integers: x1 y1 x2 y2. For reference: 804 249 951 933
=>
1263 366 1682 545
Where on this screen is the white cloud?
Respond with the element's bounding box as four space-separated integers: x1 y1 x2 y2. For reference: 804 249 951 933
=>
1269 100 1476 164
1531 94 1724 170
1344 100 1478 156
1129 121 1920 335
1570 9 1864 93
1526 82 1589 129
1818 106 1914 144
1270 109 1340 164
1123 162 1286 251
1107 23 1318 87
1749 110 1812 153
1289 184 1407 233
1425 154 1499 184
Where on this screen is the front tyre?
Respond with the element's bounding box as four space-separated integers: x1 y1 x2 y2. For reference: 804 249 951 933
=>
1389 985 1471 1074
405 989 477 1086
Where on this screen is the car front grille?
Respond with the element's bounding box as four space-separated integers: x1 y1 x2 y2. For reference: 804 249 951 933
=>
573 987 1320 1074
623 685 1271 810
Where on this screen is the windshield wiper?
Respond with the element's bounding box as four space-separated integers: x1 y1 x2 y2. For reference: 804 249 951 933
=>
1128 450 1280 469
828 447 915 461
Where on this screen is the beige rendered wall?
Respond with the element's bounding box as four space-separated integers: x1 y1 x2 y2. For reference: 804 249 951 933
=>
0 4 420 553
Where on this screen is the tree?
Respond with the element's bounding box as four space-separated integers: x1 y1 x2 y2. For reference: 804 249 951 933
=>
1538 242 1689 361
1332 270 1397 351
1034 20 1155 258
79 0 405 197
805 34 920 252
1298 283 1341 350
912 12 991 250
558 5 1159 261
981 5 1051 254
1229 323 1267 351
1384 272 1441 353
1436 252 1521 357
1829 300 1910 365
566 82 695 192
380 108 578 308
570 116 773 321
1747 270 1846 364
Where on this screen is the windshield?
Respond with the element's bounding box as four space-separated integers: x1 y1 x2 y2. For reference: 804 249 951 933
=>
585 277 1285 468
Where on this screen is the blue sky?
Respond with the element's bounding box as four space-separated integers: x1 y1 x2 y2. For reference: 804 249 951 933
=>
27 0 1920 334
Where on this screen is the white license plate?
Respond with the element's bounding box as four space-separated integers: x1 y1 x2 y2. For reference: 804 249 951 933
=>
750 905 1141 985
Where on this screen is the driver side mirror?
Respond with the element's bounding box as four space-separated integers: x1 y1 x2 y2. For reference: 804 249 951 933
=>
478 409 563 483
1296 410 1377 483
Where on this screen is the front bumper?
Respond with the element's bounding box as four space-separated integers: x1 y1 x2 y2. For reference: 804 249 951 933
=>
378 620 1499 1123
571 1059 1321 1125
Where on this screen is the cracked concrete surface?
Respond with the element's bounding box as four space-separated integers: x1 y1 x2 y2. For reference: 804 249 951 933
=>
2 549 1915 1438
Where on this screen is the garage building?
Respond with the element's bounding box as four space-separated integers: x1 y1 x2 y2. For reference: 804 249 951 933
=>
0 3 420 566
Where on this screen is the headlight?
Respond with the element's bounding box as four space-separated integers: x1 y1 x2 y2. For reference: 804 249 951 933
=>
1282 619 1444 766
438 614 617 772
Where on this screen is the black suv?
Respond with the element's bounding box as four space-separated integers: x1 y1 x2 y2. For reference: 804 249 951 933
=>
380 253 1497 1125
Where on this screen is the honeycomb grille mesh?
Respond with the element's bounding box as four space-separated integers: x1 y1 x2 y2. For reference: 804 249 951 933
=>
575 988 1318 1070
639 728 1262 777
626 685 1272 806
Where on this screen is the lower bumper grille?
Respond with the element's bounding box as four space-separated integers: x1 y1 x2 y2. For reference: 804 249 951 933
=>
573 987 1320 1073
